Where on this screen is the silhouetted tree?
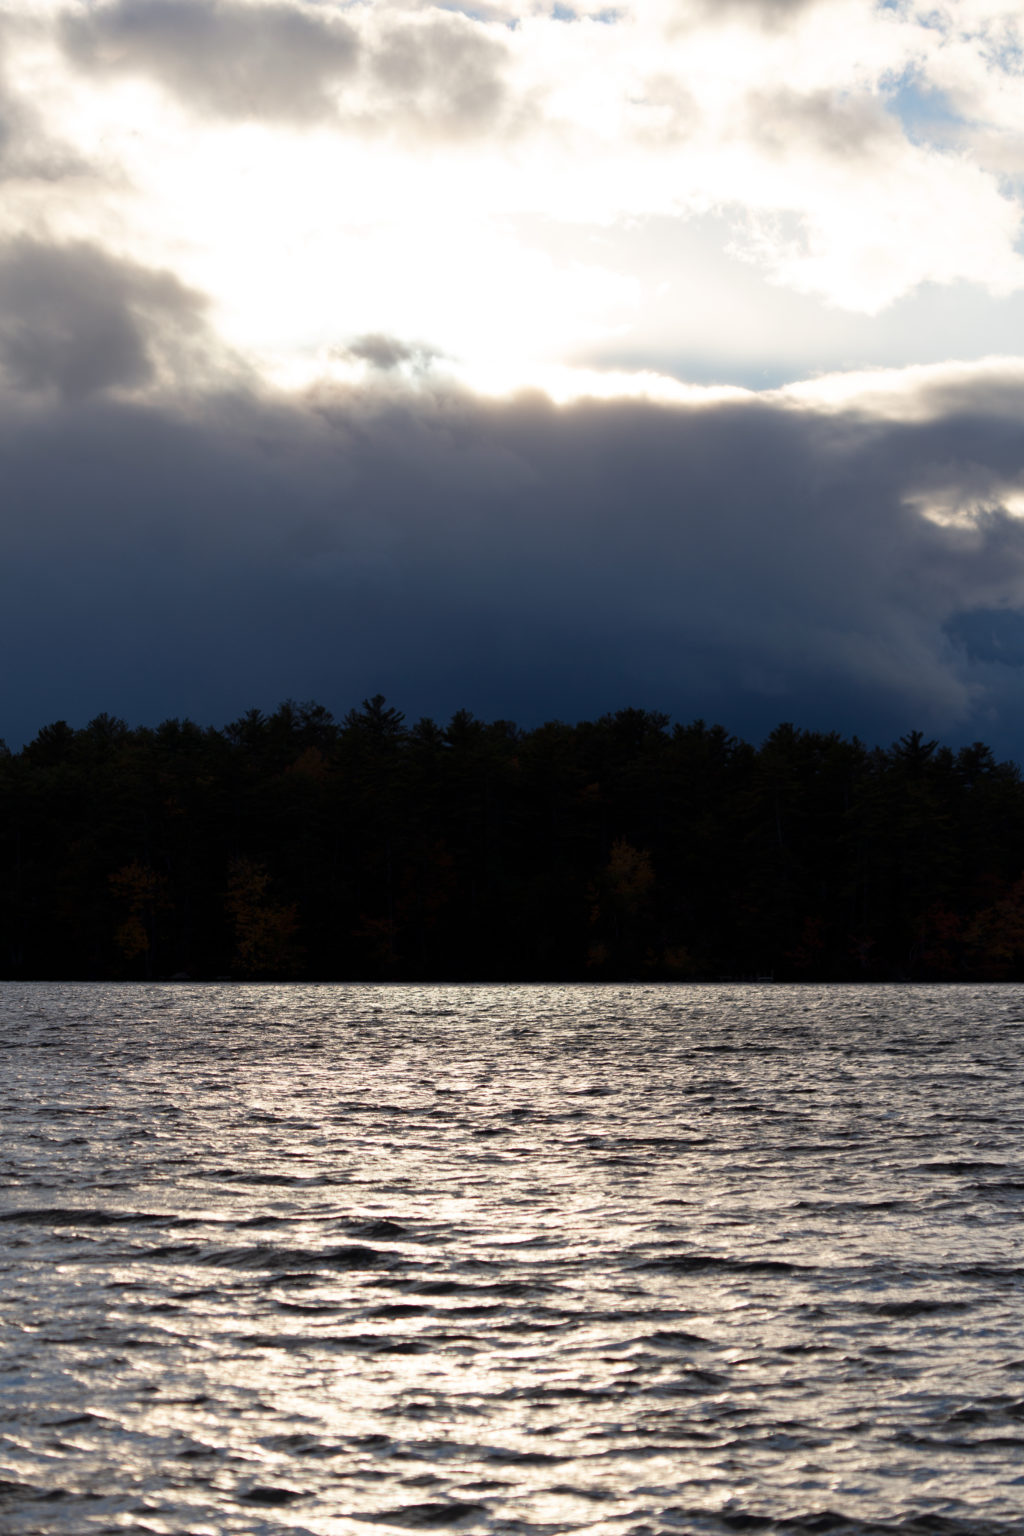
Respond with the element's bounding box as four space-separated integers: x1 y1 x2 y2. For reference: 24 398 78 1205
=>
3 698 1024 980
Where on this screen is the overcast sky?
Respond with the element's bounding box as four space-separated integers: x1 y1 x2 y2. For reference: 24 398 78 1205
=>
2 0 1024 752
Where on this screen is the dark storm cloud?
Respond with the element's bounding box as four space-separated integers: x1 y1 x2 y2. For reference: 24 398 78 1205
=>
0 240 220 399
59 0 510 135
3 311 1024 754
61 0 360 124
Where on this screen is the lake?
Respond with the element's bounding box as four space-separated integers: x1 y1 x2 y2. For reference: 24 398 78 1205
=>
2 982 1024 1535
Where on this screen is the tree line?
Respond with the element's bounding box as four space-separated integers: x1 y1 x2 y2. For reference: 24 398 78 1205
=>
3 696 1024 981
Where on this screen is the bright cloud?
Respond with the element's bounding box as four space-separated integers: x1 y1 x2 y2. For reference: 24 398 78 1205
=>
0 0 1013 384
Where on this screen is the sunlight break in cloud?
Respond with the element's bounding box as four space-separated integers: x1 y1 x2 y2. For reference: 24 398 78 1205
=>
0 0 1014 387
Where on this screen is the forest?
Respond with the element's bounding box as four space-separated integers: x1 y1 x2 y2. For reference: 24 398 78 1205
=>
3 696 1024 982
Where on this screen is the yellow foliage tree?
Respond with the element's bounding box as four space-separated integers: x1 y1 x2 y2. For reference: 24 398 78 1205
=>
588 838 656 972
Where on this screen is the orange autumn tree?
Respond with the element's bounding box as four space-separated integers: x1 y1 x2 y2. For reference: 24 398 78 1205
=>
109 861 169 974
225 857 301 977
966 875 1024 977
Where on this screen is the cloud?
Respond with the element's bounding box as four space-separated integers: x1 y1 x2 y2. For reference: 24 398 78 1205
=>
0 19 89 183
36 0 1024 338
2 320 1024 754
58 0 511 137
0 0 1021 787
744 88 899 162
685 0 822 28
342 334 441 372
0 240 224 399
366 14 509 136
60 0 360 124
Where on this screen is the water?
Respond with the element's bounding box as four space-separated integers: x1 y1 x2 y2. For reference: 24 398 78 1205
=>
2 983 1024 1536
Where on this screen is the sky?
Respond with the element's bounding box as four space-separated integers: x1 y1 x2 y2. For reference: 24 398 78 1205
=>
3 0 1024 754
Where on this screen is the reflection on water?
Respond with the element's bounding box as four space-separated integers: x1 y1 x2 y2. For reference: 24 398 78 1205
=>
2 982 1024 1534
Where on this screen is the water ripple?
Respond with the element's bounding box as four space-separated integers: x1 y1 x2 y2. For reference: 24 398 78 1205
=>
3 981 1024 1534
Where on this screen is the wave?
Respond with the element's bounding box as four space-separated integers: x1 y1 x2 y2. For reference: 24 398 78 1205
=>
354 1501 482 1526
143 1241 398 1270
638 1254 806 1275
0 1206 190 1227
